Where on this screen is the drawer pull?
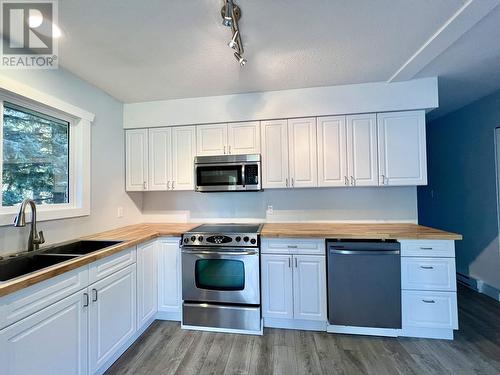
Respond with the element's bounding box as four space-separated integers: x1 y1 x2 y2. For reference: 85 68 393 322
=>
287 245 298 249
420 266 434 270
420 247 433 250
422 299 436 304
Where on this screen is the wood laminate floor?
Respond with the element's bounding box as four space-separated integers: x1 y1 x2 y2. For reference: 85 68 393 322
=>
106 285 500 375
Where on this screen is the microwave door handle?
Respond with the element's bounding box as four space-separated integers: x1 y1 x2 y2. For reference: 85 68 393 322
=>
242 164 246 187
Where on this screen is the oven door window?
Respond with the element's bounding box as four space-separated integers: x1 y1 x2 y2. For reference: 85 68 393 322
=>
195 259 245 291
196 166 242 186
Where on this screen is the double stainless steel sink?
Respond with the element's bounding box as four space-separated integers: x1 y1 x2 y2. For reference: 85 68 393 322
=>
0 240 123 282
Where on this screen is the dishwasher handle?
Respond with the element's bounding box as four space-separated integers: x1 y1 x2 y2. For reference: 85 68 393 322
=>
329 248 400 255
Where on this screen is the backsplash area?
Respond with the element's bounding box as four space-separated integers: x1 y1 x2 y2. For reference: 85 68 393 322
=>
141 186 417 223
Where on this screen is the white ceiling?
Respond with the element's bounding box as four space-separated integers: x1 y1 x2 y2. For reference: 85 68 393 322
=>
57 0 500 118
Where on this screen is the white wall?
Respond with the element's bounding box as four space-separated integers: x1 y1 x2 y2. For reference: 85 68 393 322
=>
123 77 438 129
0 69 143 256
141 187 418 223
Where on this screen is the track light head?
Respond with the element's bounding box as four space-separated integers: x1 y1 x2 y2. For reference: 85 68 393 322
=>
234 52 247 67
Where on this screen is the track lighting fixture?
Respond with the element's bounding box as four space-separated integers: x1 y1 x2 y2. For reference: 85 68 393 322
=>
221 0 246 66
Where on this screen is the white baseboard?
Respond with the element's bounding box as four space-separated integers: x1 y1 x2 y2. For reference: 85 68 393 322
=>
263 317 327 331
326 324 400 337
400 327 454 340
457 273 500 301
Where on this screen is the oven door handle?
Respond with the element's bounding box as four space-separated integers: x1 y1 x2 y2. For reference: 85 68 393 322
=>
181 250 258 256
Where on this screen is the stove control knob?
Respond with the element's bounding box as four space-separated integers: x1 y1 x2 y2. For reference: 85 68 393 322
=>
183 238 189 244
250 238 256 244
191 236 196 242
243 236 249 242
235 236 241 242
198 236 204 242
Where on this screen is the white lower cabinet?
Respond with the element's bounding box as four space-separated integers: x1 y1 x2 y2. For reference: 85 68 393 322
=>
89 264 137 374
402 290 458 330
0 290 88 375
157 237 182 320
137 241 158 328
261 249 326 329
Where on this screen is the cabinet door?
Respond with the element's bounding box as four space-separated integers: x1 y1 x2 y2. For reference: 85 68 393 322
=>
125 129 148 191
196 124 228 156
137 241 158 328
346 114 378 186
317 116 348 187
377 110 427 186
89 265 136 374
261 254 294 319
158 238 182 319
261 119 289 188
172 126 196 190
288 118 318 188
0 291 88 375
293 255 327 321
227 121 261 154
148 128 171 191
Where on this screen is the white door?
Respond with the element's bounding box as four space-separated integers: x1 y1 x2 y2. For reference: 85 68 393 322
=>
0 291 88 375
346 114 378 186
196 124 228 156
158 238 182 319
292 255 327 321
261 254 294 319
261 119 289 188
317 116 348 187
89 265 136 374
137 241 158 328
125 129 148 191
377 110 427 186
148 127 171 191
172 126 196 190
288 118 318 188
227 121 261 154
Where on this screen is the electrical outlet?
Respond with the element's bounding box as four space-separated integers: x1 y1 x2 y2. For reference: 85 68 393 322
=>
266 205 273 215
117 207 124 218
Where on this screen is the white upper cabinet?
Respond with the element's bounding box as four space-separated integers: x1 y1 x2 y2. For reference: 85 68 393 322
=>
172 126 196 190
317 116 348 187
288 118 318 188
125 129 148 191
261 119 289 188
377 110 427 186
227 121 261 155
346 114 378 186
148 128 171 191
196 123 228 156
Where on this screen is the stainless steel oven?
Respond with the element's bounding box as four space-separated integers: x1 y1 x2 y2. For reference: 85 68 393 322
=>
181 224 262 333
194 154 261 192
181 247 260 305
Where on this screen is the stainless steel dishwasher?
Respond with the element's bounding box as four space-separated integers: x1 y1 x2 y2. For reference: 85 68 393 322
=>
327 239 401 329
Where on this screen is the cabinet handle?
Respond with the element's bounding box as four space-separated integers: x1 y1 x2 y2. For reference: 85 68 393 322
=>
344 176 349 186
350 176 355 186
291 178 294 187
143 181 147 190
420 247 433 250
92 288 98 302
294 257 298 268
167 181 171 190
224 146 226 154
381 175 385 185
228 145 231 154
288 257 291 268
172 181 175 190
83 293 89 307
287 245 298 249
286 178 289 188
422 299 435 304
420 265 434 270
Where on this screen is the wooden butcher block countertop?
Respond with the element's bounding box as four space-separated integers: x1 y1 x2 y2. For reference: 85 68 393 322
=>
0 222 460 297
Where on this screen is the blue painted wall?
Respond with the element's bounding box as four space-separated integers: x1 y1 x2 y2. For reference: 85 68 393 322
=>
418 89 500 289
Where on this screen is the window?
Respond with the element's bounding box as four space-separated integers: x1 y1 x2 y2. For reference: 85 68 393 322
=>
2 102 70 207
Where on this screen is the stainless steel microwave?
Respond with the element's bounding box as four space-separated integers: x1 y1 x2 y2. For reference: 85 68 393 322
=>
194 154 261 192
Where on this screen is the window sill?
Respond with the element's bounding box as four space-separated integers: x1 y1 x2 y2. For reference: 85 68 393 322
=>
0 206 89 227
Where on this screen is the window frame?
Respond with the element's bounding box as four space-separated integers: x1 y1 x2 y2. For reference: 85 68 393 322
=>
0 86 92 226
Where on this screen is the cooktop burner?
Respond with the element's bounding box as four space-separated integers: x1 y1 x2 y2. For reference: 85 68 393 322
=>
182 223 262 247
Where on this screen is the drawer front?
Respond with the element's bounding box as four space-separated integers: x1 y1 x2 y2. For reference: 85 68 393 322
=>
402 290 458 330
400 240 455 257
0 266 89 330
89 247 136 284
261 238 325 255
402 257 456 291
